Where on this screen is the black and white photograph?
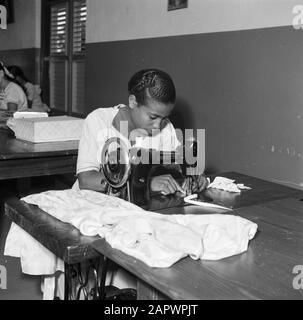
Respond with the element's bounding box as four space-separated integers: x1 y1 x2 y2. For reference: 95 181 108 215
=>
0 0 302 305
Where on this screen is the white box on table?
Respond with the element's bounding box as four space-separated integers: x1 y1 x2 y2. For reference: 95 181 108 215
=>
11 116 84 143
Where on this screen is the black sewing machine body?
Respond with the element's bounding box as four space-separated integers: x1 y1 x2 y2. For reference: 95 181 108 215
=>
101 137 195 207
100 137 241 211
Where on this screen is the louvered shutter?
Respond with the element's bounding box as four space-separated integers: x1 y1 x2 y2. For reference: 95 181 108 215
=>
50 59 68 111
50 3 68 54
72 60 85 114
46 0 87 114
72 0 86 113
73 0 87 54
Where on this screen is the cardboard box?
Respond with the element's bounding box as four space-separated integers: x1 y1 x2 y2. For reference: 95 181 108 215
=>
11 116 84 143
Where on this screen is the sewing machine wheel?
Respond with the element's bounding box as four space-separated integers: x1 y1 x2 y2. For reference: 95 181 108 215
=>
101 137 131 189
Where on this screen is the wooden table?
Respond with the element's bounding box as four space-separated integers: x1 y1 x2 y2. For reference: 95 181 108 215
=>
5 194 101 300
4 172 303 300
143 172 303 211
0 128 78 180
4 197 99 265
94 197 303 300
93 173 303 300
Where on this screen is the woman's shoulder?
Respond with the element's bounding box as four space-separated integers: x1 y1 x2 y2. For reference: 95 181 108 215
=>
87 105 122 118
6 81 23 92
85 104 124 126
6 82 26 97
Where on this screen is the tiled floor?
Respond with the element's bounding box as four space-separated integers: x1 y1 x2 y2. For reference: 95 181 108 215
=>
0 175 74 300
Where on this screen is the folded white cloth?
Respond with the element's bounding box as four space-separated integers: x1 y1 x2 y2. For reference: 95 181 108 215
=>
13 111 49 119
208 177 252 193
5 190 258 297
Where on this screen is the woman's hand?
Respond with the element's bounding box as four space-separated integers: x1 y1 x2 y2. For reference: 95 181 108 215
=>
194 174 209 192
182 174 209 195
150 174 185 196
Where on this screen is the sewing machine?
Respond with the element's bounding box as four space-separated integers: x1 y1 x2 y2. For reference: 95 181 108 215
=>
100 137 198 206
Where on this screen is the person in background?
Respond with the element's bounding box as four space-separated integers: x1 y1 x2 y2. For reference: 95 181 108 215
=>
0 61 28 122
7 65 50 113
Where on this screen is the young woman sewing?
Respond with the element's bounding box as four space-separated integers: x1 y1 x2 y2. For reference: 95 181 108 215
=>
72 68 209 295
76 68 208 195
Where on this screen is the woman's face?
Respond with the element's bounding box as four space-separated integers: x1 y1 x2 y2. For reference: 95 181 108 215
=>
130 96 174 135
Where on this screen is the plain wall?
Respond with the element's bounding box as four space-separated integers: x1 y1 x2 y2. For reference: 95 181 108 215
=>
86 0 300 43
0 0 41 82
85 26 303 189
0 0 41 50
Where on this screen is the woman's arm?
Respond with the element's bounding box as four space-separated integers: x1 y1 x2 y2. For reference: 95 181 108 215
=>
27 100 33 109
7 103 18 112
78 170 108 192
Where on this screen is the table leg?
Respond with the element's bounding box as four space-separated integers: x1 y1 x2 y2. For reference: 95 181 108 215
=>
64 258 102 300
137 279 168 300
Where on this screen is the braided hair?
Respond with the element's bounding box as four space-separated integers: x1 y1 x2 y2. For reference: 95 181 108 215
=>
128 69 176 106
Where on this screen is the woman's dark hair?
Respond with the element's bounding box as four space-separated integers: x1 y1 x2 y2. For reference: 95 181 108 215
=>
7 65 29 83
128 69 176 106
0 61 15 81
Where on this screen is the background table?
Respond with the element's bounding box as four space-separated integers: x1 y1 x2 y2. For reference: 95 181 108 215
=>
0 128 78 180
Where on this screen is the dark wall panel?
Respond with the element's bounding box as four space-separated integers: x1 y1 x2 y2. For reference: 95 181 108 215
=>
0 48 40 83
85 26 303 189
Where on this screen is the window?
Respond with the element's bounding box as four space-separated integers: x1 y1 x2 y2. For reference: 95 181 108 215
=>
41 0 87 116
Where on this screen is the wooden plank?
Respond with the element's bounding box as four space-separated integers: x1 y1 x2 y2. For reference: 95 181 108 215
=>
232 198 303 234
4 197 100 265
219 172 303 206
0 155 78 180
153 172 303 213
0 130 78 160
137 280 168 300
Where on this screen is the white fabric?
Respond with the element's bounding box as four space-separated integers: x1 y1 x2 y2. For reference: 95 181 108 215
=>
208 177 252 193
5 190 258 299
5 222 64 275
76 104 180 175
6 189 257 266
184 194 233 211
0 82 28 110
13 111 48 119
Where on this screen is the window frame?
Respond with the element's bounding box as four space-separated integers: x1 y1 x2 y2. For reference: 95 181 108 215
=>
41 0 86 118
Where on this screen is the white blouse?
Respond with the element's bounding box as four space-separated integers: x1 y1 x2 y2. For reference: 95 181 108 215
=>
0 82 28 110
76 104 181 175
